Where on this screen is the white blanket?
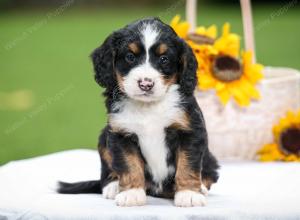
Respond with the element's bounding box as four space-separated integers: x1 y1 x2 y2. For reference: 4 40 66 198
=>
0 149 300 220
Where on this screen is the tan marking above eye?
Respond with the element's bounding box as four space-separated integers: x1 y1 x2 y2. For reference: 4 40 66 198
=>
128 43 140 54
156 43 168 55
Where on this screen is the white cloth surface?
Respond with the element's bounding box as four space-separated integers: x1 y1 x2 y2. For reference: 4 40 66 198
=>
0 149 300 220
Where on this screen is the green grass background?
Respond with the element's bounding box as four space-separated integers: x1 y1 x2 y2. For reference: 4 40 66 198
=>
0 3 300 165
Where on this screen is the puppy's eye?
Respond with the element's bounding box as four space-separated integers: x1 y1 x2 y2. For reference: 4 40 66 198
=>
125 52 136 63
159 55 169 65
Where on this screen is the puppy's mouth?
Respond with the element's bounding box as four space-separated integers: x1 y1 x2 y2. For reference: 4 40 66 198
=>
130 90 164 103
133 93 156 102
136 91 154 97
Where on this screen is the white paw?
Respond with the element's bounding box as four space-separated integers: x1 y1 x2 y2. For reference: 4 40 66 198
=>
115 188 146 206
102 181 119 199
174 190 206 207
201 184 209 196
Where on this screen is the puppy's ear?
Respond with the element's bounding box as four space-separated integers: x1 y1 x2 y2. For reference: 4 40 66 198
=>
178 38 198 96
91 32 120 88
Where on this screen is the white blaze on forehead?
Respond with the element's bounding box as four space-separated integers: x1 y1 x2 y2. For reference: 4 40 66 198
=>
141 23 160 59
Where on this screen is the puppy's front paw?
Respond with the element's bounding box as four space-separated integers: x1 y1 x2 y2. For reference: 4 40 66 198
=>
174 190 206 207
115 188 146 206
102 181 119 199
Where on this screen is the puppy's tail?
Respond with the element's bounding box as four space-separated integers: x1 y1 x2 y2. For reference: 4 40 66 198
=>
57 180 101 194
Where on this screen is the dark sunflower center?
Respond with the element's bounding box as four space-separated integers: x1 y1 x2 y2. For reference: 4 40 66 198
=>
212 55 242 82
280 127 300 155
187 33 215 45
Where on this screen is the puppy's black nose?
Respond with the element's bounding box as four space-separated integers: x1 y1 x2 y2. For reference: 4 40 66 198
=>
138 78 154 92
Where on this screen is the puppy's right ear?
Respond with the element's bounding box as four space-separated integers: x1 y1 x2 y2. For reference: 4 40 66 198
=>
91 32 119 88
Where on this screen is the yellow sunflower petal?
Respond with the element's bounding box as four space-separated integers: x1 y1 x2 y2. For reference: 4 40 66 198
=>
207 25 217 39
217 88 231 105
196 25 217 39
170 15 190 39
170 15 180 28
257 143 277 154
229 85 251 107
286 111 295 122
214 23 240 57
215 81 226 91
258 143 286 162
222 22 230 37
196 26 206 35
239 78 261 100
242 51 264 83
198 73 217 89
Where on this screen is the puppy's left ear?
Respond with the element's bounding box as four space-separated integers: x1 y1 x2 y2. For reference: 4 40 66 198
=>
178 38 198 96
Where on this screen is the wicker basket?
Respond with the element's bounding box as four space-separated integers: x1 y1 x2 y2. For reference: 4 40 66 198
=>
195 67 300 160
185 0 300 160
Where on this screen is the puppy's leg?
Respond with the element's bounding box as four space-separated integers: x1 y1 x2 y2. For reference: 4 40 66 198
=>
115 152 146 206
99 146 119 199
106 130 146 206
174 150 206 207
201 150 219 193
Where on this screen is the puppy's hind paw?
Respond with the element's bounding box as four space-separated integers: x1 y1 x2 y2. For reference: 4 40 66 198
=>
174 190 206 207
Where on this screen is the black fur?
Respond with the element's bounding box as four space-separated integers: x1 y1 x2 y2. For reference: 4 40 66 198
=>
58 180 101 194
58 17 219 199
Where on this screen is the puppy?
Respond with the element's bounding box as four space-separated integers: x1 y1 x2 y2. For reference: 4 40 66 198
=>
58 17 219 207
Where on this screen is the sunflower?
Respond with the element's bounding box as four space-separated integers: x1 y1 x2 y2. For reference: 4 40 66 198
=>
200 51 263 106
170 15 264 107
257 110 300 162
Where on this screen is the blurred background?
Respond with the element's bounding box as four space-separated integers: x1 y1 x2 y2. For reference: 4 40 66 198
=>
0 0 299 165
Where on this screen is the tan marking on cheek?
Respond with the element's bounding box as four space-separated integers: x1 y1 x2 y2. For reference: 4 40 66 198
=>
119 153 145 191
161 74 177 86
128 42 140 54
156 43 168 55
170 112 191 131
175 150 201 192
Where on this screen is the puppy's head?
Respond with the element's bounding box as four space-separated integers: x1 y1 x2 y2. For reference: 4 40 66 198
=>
91 18 197 102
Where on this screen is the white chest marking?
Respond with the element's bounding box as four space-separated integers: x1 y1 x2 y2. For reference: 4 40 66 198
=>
110 85 183 183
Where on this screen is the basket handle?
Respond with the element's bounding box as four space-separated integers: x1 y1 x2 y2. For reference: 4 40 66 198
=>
186 0 256 63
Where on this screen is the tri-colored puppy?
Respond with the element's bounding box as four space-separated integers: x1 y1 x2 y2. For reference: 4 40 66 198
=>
58 17 219 207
